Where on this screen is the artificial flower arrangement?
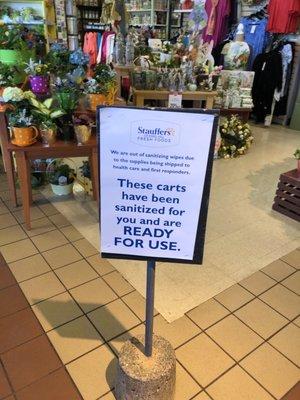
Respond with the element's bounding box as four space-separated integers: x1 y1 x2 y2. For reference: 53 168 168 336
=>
45 43 73 76
93 64 117 95
218 115 254 159
84 65 117 111
24 59 49 76
2 86 39 145
29 96 65 145
24 59 50 94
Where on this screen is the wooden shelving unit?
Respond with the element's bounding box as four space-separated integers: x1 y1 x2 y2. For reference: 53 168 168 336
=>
0 0 57 50
125 0 170 40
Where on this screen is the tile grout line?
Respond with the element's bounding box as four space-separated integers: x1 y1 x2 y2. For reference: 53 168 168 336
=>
0 354 15 396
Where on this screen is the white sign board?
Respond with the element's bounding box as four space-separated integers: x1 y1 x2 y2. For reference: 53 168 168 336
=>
99 107 218 264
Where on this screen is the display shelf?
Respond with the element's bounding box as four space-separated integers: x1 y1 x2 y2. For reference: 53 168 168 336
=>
0 20 53 25
128 9 152 12
0 0 57 49
173 9 193 13
126 0 170 38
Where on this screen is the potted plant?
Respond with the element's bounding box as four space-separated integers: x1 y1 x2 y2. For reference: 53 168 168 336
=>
45 43 74 77
84 78 107 111
2 86 38 146
29 97 65 146
73 114 93 145
69 48 89 82
8 108 38 146
48 160 76 196
88 64 117 110
294 149 300 176
79 160 93 195
53 77 81 141
24 59 50 95
0 24 34 66
0 62 21 94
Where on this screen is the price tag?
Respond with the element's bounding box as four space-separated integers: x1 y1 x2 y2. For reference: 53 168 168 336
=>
168 93 182 108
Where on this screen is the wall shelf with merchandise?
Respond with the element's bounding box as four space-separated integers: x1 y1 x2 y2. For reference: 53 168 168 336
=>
126 0 170 39
0 0 57 49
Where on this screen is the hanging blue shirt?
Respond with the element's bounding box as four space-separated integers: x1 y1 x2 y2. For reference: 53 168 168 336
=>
239 17 271 69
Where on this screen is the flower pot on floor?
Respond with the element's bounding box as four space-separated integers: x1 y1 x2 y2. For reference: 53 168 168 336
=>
50 182 74 196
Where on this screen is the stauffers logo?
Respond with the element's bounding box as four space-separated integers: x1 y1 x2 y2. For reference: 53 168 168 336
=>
131 120 180 147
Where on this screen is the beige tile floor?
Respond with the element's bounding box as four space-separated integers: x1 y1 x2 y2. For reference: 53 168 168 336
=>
0 171 300 399
40 124 300 321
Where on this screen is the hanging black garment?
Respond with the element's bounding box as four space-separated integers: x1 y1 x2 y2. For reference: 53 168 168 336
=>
252 50 283 122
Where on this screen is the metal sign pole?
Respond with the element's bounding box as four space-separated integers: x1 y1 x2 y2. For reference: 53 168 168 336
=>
145 259 156 357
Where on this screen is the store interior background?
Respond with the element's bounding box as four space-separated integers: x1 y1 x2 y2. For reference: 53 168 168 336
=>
0 2 300 400
0 0 299 322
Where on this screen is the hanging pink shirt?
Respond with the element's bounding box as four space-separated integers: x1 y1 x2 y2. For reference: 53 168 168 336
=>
202 0 230 47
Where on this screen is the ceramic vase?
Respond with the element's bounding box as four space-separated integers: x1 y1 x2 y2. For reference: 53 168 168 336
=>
12 126 39 146
29 75 49 95
74 125 92 145
89 93 107 111
40 127 57 146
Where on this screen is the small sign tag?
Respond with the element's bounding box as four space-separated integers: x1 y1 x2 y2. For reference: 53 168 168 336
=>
168 94 182 108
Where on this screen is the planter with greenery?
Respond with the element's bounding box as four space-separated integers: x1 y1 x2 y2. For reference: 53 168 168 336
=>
0 24 35 66
48 161 76 196
79 160 93 195
25 59 50 95
0 62 21 93
29 97 65 146
73 115 93 145
2 87 38 146
53 77 81 142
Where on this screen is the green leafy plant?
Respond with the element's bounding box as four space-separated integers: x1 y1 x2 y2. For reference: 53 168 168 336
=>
24 59 49 76
83 78 104 94
294 149 300 160
29 97 65 129
45 43 73 75
79 160 91 179
0 25 27 50
48 162 75 185
93 64 116 95
8 108 34 127
0 62 20 86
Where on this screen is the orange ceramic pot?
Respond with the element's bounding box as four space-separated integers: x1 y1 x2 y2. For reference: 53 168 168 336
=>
89 93 107 111
12 126 39 146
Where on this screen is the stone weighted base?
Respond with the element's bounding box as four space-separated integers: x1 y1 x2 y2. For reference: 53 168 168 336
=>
115 334 176 400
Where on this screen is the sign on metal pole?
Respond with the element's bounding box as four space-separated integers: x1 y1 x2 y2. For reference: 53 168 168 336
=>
98 106 219 355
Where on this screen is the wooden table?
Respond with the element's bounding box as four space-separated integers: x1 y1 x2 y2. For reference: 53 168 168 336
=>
220 108 252 122
6 137 99 230
132 89 217 109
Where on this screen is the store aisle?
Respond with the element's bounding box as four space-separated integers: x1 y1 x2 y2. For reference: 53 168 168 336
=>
0 184 299 399
41 124 300 321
